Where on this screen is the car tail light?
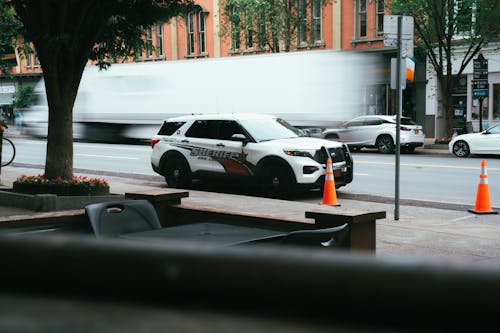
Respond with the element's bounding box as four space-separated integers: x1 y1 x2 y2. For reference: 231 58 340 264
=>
151 138 160 148
400 126 411 131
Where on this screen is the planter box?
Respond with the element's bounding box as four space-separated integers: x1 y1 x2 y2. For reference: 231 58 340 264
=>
0 188 123 212
12 181 110 196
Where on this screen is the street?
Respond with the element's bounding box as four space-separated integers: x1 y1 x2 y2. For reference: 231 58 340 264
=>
5 137 500 208
343 150 500 207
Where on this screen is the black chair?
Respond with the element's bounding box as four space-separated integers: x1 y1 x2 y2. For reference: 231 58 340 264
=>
85 200 161 239
279 223 350 248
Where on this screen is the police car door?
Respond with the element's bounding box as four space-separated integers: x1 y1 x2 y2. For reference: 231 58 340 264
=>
183 120 246 176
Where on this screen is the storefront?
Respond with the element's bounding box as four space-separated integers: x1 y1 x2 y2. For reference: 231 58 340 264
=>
468 72 500 132
426 43 500 138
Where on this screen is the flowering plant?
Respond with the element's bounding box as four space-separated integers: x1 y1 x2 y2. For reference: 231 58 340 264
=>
434 137 451 144
15 174 109 190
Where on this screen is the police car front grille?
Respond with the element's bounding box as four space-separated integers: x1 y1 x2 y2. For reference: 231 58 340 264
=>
313 146 348 164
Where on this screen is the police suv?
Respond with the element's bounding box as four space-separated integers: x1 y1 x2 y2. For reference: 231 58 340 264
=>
150 113 353 198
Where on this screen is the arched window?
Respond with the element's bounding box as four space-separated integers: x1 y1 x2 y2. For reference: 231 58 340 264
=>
185 7 208 57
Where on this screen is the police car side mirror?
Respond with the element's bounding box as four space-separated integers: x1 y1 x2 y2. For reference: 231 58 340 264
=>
231 133 249 145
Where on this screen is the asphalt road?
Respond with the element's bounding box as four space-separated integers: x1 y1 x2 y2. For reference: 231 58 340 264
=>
5 136 500 208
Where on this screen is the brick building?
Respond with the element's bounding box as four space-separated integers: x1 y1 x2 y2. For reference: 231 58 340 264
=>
2 1 424 133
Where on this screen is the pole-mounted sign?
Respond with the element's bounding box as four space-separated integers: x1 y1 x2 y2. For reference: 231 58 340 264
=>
473 54 488 131
473 54 488 98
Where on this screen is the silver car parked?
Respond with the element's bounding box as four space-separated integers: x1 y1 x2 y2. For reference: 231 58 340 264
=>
321 115 425 153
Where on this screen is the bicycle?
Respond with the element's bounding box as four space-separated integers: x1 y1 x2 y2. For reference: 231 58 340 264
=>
1 136 16 167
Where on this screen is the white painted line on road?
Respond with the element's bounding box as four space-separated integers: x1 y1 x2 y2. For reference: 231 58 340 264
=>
13 139 148 152
76 154 138 160
77 144 148 151
452 215 476 222
354 173 369 176
357 160 500 171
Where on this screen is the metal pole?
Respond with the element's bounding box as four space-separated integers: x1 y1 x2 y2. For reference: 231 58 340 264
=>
395 16 402 221
478 97 483 132
0 126 4 178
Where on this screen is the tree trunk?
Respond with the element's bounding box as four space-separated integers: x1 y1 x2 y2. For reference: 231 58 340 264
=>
43 67 77 180
443 89 454 138
36 35 94 180
36 39 89 181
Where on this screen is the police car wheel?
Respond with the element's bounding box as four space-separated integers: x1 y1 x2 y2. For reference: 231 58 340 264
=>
164 156 192 188
260 164 294 199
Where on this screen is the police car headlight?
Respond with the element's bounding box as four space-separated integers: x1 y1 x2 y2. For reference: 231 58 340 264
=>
283 149 314 158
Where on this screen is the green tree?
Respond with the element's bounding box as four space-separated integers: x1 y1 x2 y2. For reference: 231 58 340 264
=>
221 0 328 53
0 0 194 181
11 85 33 108
390 0 500 136
0 1 22 72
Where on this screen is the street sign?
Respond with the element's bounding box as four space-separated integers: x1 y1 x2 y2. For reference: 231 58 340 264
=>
473 54 488 99
473 80 489 97
391 58 406 90
473 79 488 90
384 15 414 38
473 69 488 80
473 54 488 80
383 15 414 58
473 89 489 98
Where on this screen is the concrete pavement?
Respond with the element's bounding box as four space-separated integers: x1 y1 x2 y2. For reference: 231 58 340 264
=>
1 157 500 267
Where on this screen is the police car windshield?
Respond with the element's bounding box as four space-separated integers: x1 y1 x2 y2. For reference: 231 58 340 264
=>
240 118 301 142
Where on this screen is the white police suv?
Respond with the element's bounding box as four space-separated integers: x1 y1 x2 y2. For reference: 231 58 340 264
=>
150 113 353 198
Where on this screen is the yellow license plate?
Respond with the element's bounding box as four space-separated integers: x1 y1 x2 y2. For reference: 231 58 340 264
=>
414 129 419 134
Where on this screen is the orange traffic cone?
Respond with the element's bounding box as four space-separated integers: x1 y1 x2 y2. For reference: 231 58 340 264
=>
469 160 498 215
322 157 340 206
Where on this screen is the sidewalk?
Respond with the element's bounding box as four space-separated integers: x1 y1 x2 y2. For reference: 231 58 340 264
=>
1 162 500 267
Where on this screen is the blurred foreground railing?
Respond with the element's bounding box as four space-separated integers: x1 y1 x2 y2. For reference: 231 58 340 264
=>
0 234 499 331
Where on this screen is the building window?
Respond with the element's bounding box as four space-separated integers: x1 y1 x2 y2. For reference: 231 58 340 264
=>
227 0 325 50
187 12 196 54
493 84 500 120
358 0 367 38
297 0 307 45
33 49 40 66
186 10 207 56
229 6 241 50
312 0 322 43
145 27 153 57
25 44 39 67
26 52 32 67
245 10 254 49
257 10 267 48
198 11 206 53
156 23 164 57
376 0 385 36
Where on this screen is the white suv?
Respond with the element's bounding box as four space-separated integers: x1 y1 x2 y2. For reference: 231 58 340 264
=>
321 115 424 153
150 113 353 198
